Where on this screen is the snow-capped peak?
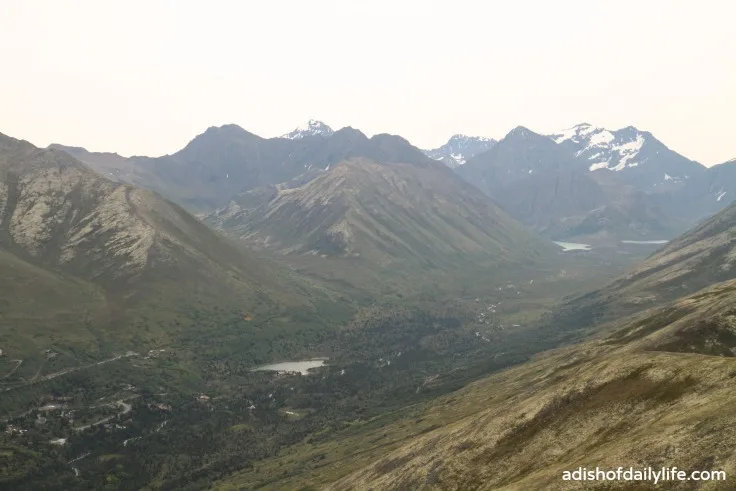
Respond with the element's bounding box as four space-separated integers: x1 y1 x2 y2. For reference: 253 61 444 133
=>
549 123 648 172
424 133 497 168
447 134 495 144
282 119 334 140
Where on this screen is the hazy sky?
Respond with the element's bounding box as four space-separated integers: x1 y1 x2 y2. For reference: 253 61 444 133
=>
1 0 734 165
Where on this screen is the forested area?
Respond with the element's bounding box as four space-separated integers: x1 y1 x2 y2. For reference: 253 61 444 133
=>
1 298 580 490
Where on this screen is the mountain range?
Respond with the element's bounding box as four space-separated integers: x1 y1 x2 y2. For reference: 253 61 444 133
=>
455 124 735 242
52 123 558 298
1 121 570 367
53 123 434 212
53 120 736 248
29 119 736 328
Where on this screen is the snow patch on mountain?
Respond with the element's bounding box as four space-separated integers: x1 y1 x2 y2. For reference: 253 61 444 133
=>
551 123 600 145
282 119 334 140
588 129 615 147
605 134 645 171
450 153 466 166
550 123 648 172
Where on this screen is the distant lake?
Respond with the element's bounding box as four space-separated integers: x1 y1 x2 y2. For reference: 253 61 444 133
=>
621 240 669 245
252 359 327 375
553 241 592 252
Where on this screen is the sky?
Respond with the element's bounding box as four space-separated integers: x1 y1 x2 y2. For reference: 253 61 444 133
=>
1 0 734 165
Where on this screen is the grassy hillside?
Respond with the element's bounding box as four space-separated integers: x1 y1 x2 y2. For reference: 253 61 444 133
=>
326 280 736 491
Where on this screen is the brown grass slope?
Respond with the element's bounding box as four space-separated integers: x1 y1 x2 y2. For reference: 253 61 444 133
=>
324 279 736 491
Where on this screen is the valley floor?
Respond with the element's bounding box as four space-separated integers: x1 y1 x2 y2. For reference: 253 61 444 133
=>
214 281 736 490
0 249 639 490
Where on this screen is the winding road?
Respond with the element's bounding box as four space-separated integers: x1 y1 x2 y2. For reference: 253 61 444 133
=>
2 352 137 393
73 399 134 432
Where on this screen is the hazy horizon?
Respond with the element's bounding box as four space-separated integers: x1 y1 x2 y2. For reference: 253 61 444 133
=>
1 0 734 165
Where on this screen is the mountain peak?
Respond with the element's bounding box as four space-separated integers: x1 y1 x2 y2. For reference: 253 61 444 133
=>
282 119 334 139
447 134 495 144
504 126 538 140
550 123 648 146
549 123 647 171
549 123 604 144
424 133 497 168
548 123 703 184
205 124 250 135
177 124 261 158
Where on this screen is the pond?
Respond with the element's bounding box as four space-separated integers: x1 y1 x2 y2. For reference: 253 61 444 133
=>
620 240 669 245
553 241 592 252
252 359 327 375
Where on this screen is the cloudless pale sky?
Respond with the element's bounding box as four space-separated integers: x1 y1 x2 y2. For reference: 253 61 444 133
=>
1 0 734 165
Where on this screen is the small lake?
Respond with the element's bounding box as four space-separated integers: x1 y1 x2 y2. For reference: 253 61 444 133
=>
621 240 669 245
553 241 592 252
252 359 327 375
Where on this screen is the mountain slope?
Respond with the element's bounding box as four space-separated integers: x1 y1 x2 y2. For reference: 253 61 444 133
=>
207 156 558 297
546 189 687 242
615 201 736 296
47 144 131 183
0 132 333 380
3 133 276 289
456 127 611 234
701 159 736 211
212 157 550 263
324 278 736 490
670 158 736 221
424 134 497 168
554 200 736 328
